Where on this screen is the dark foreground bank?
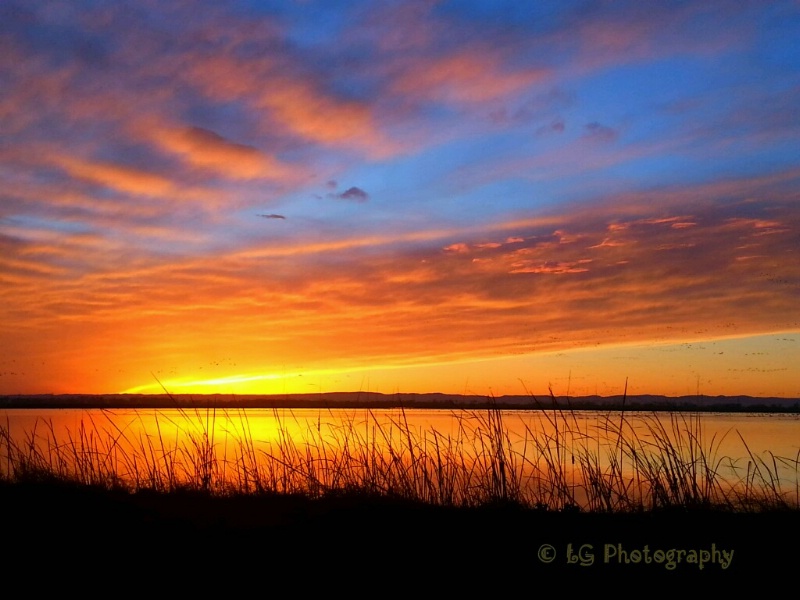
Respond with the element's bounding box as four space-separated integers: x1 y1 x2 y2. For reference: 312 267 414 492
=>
2 480 796 593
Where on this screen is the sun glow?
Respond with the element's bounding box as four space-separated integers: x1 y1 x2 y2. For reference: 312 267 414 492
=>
123 372 304 395
117 333 800 398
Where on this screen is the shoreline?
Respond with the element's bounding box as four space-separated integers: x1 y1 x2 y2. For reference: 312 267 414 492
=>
2 391 799 412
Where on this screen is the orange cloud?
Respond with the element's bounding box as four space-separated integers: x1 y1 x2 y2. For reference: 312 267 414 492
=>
16 173 793 392
509 259 592 275
443 243 470 253
37 150 244 215
51 155 177 197
149 126 295 180
257 79 397 155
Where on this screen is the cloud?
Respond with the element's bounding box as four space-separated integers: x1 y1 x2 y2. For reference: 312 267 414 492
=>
443 243 469 254
556 0 759 70
51 155 177 197
175 47 401 157
4 171 798 393
509 260 592 275
583 122 617 142
535 118 566 136
391 51 547 105
257 214 286 220
331 186 369 202
149 126 294 181
256 78 397 154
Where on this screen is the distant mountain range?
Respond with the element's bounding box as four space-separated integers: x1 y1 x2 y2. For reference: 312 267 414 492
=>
1 392 798 412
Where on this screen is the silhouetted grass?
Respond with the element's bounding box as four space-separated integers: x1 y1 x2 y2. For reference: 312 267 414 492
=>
1 402 797 513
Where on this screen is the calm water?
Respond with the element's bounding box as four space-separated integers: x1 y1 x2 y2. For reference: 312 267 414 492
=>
2 408 798 507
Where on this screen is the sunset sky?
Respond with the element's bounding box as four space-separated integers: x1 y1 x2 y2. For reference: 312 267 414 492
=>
1 1 798 398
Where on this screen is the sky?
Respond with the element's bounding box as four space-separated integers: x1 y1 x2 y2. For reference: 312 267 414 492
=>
1 1 798 398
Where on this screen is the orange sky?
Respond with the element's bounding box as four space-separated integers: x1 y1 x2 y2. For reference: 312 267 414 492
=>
1 2 798 398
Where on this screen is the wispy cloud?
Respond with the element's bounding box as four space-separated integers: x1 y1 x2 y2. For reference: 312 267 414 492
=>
148 126 295 181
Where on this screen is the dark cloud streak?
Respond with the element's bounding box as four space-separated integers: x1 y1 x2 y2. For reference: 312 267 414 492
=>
329 186 369 202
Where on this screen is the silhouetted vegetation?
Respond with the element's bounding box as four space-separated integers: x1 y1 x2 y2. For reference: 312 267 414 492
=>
2 401 799 586
2 402 797 512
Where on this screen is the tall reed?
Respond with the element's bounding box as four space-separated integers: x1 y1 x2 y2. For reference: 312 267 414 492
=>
1 405 797 512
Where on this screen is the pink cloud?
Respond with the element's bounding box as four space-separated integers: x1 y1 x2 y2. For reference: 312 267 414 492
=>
176 51 401 157
509 260 592 275
391 50 547 105
148 126 296 181
51 155 177 197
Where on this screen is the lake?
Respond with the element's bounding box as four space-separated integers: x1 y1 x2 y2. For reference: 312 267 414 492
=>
2 407 798 510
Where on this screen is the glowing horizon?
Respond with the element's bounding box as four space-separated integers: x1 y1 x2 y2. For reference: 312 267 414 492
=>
1 2 798 398
119 330 800 398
